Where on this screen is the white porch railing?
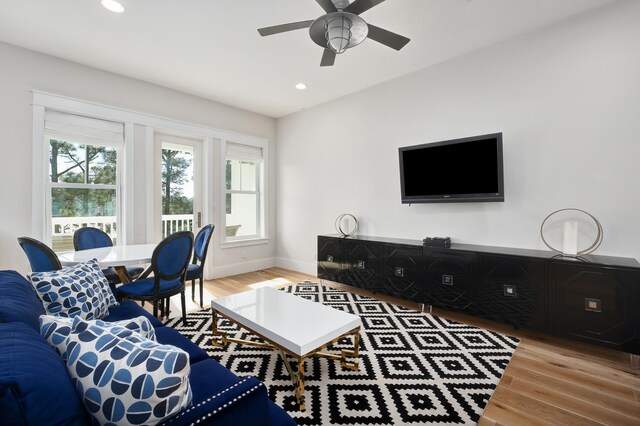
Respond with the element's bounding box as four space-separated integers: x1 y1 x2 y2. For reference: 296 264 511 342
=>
51 214 193 251
161 214 193 238
52 216 118 238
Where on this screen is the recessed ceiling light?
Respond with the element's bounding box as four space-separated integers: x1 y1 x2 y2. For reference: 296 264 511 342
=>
295 83 308 90
101 0 125 13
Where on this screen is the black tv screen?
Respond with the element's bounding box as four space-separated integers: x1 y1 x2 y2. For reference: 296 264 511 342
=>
399 133 504 203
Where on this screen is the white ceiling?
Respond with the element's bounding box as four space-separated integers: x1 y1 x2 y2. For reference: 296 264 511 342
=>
0 0 618 118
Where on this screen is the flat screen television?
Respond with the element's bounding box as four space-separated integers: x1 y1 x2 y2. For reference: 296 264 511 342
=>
399 133 504 203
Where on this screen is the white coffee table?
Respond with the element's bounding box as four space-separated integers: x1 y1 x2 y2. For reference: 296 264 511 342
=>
210 286 361 411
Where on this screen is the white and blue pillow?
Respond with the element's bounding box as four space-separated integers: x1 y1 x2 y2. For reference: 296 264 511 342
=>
39 314 156 359
75 258 119 309
65 317 192 425
30 259 117 320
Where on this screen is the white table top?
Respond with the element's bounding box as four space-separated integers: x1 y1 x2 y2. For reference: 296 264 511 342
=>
211 287 361 356
58 243 156 267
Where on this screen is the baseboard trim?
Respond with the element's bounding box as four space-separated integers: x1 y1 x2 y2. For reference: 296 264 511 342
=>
210 257 277 279
276 257 316 276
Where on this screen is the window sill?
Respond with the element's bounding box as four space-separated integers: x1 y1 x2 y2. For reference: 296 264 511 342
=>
220 237 270 249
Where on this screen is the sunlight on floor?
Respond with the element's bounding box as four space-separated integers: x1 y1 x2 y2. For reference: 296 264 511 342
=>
248 277 292 289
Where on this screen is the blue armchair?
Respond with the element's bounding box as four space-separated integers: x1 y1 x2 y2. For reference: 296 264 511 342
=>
117 231 193 325
17 237 62 273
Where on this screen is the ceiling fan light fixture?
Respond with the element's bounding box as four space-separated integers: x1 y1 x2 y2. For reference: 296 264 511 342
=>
101 0 125 13
326 14 352 54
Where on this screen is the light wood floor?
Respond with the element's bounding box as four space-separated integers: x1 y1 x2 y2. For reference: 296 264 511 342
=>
172 267 640 425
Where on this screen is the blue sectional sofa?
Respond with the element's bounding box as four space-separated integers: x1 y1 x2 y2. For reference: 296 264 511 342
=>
0 270 296 425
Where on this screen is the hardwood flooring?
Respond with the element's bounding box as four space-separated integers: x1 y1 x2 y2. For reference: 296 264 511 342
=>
171 267 640 425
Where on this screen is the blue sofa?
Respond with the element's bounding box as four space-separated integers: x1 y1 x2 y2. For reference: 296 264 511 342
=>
0 270 296 425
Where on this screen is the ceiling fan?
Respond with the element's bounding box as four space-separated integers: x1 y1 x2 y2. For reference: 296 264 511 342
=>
257 0 410 67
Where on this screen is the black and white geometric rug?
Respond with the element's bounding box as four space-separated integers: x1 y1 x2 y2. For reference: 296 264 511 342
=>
165 282 519 425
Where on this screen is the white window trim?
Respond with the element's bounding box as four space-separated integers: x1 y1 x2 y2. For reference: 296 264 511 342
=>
219 139 269 248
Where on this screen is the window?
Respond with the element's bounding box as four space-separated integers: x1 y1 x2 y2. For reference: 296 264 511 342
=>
223 141 266 242
45 111 123 251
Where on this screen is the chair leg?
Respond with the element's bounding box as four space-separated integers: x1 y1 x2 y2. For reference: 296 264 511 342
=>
153 299 158 318
165 297 170 317
181 291 188 326
191 279 195 301
199 276 203 308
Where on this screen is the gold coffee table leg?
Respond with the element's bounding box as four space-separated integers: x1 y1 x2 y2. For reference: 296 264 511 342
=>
210 309 228 347
279 351 306 411
295 357 306 411
340 328 360 371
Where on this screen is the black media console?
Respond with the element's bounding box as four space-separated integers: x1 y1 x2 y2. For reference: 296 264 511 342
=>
317 234 640 355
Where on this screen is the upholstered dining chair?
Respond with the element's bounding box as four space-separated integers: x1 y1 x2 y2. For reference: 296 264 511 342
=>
186 224 214 307
17 237 62 273
73 227 144 289
116 231 193 325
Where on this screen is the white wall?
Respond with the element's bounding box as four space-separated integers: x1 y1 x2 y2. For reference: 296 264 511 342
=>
276 0 640 274
0 41 277 275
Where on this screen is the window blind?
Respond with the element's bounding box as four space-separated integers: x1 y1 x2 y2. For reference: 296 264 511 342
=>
45 111 124 148
226 142 262 162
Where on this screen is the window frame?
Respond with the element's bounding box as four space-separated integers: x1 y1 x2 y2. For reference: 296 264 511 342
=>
220 139 269 247
32 93 135 248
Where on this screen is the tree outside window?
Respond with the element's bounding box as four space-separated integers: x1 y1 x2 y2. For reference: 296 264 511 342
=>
48 139 118 250
161 147 194 237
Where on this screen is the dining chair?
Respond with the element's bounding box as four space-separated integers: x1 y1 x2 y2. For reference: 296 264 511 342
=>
17 237 62 272
73 227 144 288
186 224 214 307
116 231 193 325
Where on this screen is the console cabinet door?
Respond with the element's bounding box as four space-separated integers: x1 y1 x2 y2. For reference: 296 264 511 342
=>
342 240 381 292
475 255 546 330
549 262 639 353
317 236 345 282
423 249 475 311
382 245 423 300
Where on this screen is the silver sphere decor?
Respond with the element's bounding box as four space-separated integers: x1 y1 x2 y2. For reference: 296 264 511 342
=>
540 208 603 257
335 214 359 237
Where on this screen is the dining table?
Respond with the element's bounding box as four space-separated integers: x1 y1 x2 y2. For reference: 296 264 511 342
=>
58 243 156 284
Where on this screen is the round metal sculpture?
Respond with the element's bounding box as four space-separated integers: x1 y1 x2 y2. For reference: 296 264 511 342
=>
540 208 603 257
335 214 359 237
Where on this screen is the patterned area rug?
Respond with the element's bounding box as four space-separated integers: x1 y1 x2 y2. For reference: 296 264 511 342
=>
165 282 519 425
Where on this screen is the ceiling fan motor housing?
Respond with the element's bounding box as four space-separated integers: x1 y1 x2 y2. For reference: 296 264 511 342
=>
310 12 368 52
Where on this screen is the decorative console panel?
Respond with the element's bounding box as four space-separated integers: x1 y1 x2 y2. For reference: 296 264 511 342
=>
317 234 640 355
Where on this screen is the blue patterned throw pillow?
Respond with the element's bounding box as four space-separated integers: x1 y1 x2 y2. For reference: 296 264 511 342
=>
30 259 116 320
39 314 156 359
66 317 192 425
75 258 119 309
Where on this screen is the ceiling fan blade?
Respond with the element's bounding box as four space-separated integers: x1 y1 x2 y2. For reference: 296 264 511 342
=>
258 20 314 36
366 24 410 50
344 0 386 15
320 48 336 67
316 0 338 13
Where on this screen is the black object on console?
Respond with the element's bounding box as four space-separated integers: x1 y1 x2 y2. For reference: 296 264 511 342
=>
423 237 451 248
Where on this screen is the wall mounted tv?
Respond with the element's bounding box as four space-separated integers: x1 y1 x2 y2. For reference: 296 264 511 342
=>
399 132 504 204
